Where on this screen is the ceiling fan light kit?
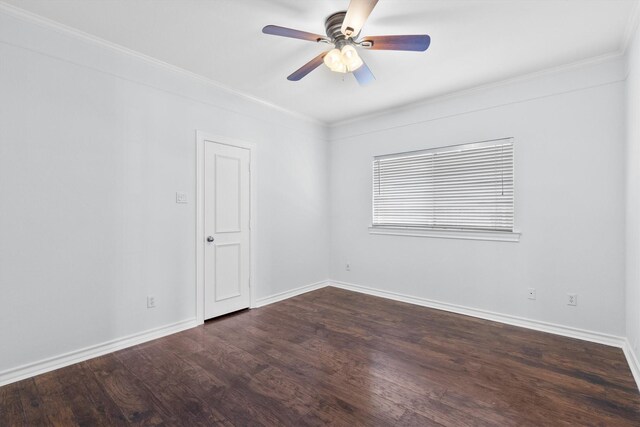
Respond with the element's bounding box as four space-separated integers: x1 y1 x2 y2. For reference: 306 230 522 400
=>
324 45 363 73
262 0 431 85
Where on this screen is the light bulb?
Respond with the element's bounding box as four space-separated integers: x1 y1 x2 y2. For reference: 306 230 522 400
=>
332 62 347 73
340 45 363 72
323 49 347 73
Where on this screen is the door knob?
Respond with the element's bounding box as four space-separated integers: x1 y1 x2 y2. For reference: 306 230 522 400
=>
206 236 215 243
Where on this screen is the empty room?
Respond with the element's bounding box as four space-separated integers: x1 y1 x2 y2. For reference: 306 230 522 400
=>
2 0 640 425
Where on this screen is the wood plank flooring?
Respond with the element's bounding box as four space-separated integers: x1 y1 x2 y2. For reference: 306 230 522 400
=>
2 287 639 426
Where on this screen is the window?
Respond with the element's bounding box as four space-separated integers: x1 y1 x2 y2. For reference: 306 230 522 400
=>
371 138 517 240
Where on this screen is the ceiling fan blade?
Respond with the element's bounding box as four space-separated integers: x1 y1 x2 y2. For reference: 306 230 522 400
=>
287 51 328 81
341 0 379 37
361 34 431 51
262 25 326 42
352 60 375 86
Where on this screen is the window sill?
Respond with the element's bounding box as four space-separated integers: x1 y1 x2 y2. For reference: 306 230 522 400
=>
368 226 521 242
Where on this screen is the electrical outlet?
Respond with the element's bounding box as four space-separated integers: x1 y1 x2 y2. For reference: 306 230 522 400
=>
527 288 536 300
176 192 187 204
567 293 577 306
147 296 156 308
345 263 351 271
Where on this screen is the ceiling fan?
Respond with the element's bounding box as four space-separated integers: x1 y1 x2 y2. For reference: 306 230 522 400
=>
262 0 431 85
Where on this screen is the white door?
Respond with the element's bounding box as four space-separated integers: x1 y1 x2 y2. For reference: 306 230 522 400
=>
204 141 251 319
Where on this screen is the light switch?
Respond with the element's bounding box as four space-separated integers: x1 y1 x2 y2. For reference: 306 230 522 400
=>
176 192 187 204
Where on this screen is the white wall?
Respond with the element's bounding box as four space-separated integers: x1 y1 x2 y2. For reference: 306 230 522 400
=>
0 10 329 376
626 19 640 361
329 57 627 337
0 2 635 386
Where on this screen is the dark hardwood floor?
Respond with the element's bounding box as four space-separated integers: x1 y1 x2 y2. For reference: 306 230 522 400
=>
2 287 639 426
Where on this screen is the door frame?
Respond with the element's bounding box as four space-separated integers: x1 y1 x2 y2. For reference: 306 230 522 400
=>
195 131 257 324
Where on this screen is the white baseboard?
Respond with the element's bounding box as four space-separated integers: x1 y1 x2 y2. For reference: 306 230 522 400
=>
3 281 638 393
253 280 329 308
623 339 640 391
0 279 329 387
329 281 626 348
331 280 639 392
0 318 199 387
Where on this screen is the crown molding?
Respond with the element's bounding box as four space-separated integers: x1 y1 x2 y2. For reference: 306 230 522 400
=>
334 1 638 128
621 0 640 55
622 1 640 80
330 51 625 129
0 1 326 128
0 0 633 130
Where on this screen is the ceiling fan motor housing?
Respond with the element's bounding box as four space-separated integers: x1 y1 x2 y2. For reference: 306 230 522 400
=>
325 11 357 48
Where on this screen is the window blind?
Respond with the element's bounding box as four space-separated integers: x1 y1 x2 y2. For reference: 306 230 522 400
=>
372 139 514 232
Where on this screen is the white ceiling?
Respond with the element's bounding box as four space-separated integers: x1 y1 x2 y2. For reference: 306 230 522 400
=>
2 0 638 124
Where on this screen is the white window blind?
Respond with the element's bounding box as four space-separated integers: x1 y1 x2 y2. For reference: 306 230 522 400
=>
372 138 514 232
